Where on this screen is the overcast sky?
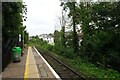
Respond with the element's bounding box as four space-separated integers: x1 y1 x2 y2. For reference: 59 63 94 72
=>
23 0 62 36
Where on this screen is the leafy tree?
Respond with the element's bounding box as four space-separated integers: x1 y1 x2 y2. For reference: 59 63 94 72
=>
60 1 120 72
61 2 79 54
79 2 120 71
2 2 28 44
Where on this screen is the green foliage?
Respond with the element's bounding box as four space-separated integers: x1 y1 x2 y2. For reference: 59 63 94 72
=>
30 1 120 76
24 30 29 44
60 1 120 72
45 44 53 51
55 55 120 78
62 47 76 59
54 30 61 45
29 36 53 52
53 45 75 59
3 3 21 36
79 2 120 72
29 34 120 78
2 2 28 44
54 29 77 59
61 26 66 47
53 44 62 55
61 2 79 54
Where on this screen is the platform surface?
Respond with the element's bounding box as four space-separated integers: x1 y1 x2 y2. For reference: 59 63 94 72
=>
2 47 60 79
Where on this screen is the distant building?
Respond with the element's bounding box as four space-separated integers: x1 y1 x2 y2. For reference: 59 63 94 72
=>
39 34 54 45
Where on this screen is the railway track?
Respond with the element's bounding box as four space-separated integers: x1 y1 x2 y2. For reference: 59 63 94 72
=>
34 47 85 80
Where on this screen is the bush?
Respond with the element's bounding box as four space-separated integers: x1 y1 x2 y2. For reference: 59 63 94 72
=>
46 44 53 51
53 45 76 59
62 47 76 59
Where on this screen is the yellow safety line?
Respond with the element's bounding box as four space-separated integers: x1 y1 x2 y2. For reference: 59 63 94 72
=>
24 47 30 80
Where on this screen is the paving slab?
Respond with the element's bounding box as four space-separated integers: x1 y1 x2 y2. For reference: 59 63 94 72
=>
2 48 28 78
2 47 60 79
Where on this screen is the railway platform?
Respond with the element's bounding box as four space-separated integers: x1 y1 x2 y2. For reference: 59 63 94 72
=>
2 46 60 79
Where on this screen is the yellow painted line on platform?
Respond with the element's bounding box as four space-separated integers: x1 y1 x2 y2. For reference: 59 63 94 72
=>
24 47 30 80
33 47 61 79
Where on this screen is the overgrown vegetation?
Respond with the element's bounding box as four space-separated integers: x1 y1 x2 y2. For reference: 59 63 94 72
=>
2 2 29 45
29 1 120 78
2 2 28 71
29 36 120 78
56 1 120 72
29 36 53 52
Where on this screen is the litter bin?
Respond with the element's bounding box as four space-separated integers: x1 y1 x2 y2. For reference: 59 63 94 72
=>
12 47 22 62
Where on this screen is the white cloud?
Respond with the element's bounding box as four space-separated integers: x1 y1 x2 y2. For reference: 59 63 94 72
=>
23 0 62 36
